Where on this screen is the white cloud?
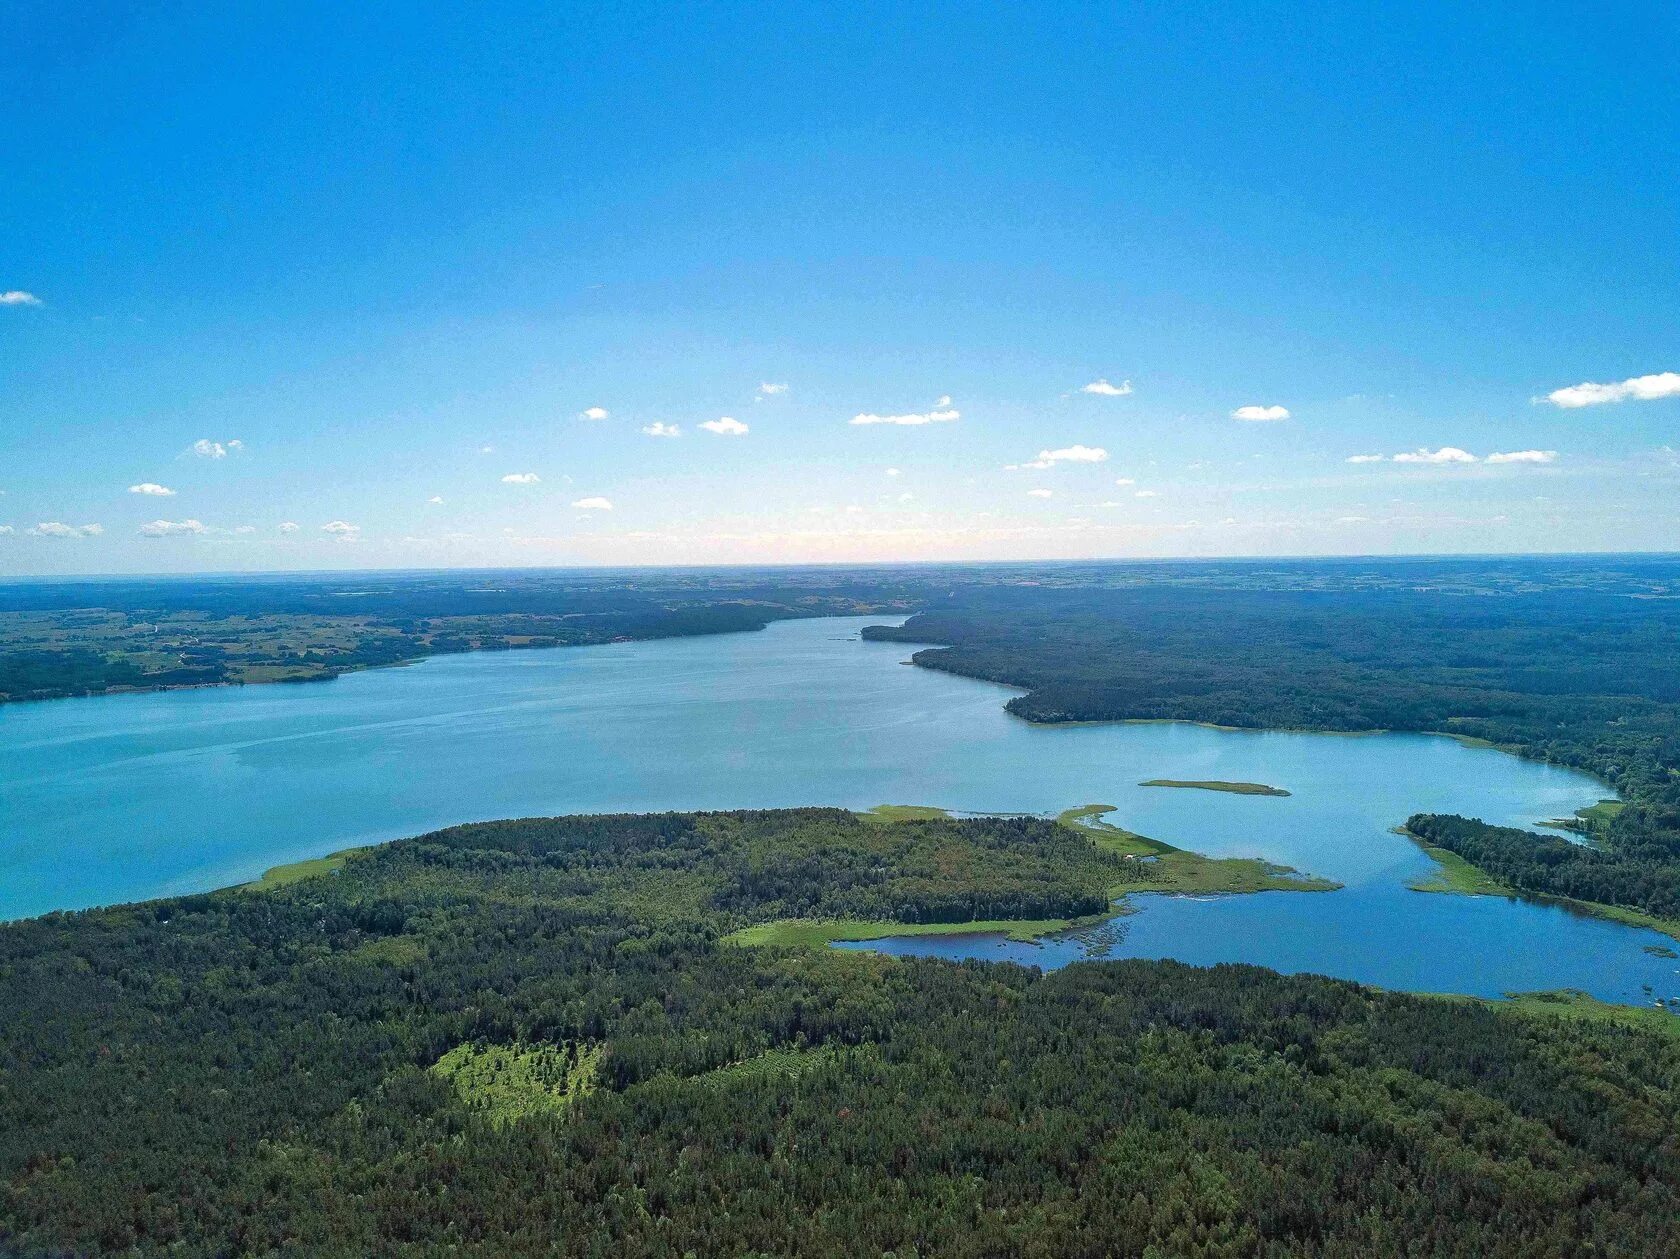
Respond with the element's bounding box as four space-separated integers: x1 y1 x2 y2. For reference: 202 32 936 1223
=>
29 522 102 538
428 495 445 504
1543 371 1680 408
235 525 256 534
1486 449 1558 464
1135 490 1159 498
579 406 610 421
1114 477 1136 486
1080 378 1133 397
1 290 42 306
885 467 902 477
479 444 496 454
1028 488 1053 498
571 497 613 511
850 396 959 426
278 522 301 533
700 416 749 435
1231 405 1290 422
1392 446 1477 464
1037 444 1108 464
138 519 207 537
321 520 360 538
0 525 12 535
642 422 682 437
501 472 541 484
898 492 914 502
1345 454 1386 464
191 438 243 459
758 382 789 396
128 482 176 496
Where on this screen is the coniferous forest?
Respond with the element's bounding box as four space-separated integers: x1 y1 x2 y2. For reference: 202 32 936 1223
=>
3 808 1680 1257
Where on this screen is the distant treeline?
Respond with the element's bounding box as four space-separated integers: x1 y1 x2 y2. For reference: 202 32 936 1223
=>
0 576 917 702
865 583 1680 924
3 808 1679 1255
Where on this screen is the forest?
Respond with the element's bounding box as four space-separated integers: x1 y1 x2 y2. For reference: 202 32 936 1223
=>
863 578 1680 927
3 806 1679 1256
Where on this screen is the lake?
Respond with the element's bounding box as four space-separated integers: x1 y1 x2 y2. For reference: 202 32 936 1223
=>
2 616 1676 1008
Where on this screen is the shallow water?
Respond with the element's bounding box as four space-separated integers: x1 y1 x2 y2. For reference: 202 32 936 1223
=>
2 616 1675 1009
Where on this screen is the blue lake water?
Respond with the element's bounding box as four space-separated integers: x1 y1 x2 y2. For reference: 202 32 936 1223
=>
2 615 1677 1009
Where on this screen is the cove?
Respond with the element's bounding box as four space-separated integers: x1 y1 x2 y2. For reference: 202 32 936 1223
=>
2 616 1676 1009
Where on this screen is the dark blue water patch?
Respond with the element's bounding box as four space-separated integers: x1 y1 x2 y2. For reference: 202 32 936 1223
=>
836 883 1680 1012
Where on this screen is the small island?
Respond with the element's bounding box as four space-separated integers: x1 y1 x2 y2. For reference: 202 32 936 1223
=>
1140 779 1291 797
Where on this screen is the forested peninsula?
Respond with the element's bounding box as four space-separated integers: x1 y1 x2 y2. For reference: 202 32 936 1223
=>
3 807 1679 1256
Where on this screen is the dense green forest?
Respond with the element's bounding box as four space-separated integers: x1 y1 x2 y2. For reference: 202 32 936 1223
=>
864 582 1680 926
3 807 1680 1257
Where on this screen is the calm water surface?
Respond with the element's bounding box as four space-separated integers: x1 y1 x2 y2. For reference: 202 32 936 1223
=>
2 617 1676 1008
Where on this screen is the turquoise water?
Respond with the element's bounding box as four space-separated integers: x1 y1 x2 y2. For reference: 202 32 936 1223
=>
2 616 1677 1009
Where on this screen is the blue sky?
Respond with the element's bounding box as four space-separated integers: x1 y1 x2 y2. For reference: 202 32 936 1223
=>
3 2 1677 575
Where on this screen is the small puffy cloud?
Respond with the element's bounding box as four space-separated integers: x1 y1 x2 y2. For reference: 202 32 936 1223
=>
234 525 256 534
1345 454 1386 464
1 290 42 306
579 406 610 421
885 467 902 477
0 525 13 535
191 438 243 458
278 522 301 533
1231 405 1290 422
501 472 541 484
642 422 681 437
700 416 748 435
427 495 445 504
321 520 360 538
850 396 959 426
758 382 789 396
1486 449 1558 464
1135 490 1159 498
128 482 176 496
1114 476 1136 486
1080 378 1133 397
1543 371 1680 408
1028 488 1054 498
1392 446 1477 464
138 519 207 537
571 497 613 511
479 444 496 454
30 521 102 538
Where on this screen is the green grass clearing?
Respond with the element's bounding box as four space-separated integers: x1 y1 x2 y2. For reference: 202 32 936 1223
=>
431 1041 603 1127
1406 841 1514 897
243 846 369 891
1061 804 1337 896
